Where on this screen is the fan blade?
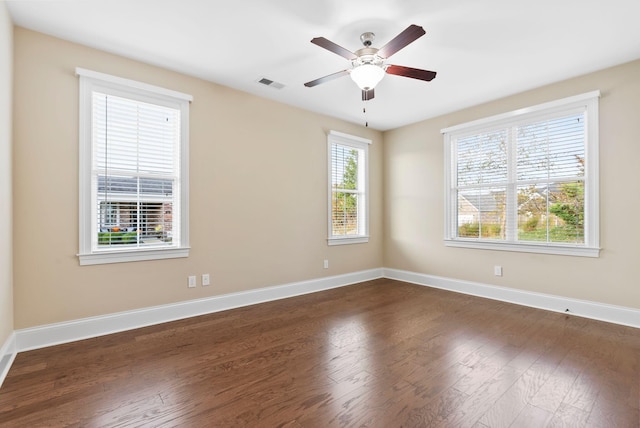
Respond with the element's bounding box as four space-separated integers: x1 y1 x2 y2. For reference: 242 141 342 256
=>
304 70 350 87
311 37 357 60
362 89 375 101
385 65 437 81
377 24 426 59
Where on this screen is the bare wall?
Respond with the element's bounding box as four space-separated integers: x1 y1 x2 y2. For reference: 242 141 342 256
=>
0 0 13 345
12 28 383 329
383 59 640 309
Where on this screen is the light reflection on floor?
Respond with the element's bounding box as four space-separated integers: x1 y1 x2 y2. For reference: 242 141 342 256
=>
323 314 375 418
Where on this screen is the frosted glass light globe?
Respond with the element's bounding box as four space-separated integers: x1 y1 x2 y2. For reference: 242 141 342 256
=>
350 64 385 90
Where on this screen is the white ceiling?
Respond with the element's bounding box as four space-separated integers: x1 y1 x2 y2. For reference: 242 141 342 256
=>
7 0 640 131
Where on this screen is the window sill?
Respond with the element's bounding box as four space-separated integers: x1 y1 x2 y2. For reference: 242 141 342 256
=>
327 236 369 246
444 239 600 257
78 247 190 265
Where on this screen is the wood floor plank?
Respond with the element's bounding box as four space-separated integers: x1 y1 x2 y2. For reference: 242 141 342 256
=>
561 370 601 413
547 403 590 427
585 394 640 428
510 403 553 428
478 351 565 428
0 278 638 427
528 353 584 413
440 364 525 428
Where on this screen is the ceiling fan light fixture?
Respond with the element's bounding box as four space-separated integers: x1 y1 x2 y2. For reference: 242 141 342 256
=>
350 64 385 90
305 25 435 102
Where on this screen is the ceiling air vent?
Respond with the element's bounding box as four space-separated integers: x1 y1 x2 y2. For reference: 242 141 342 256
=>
257 77 285 90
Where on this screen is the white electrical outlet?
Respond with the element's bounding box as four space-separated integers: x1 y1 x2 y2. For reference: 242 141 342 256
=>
323 259 329 269
202 273 210 286
188 275 197 288
494 266 503 277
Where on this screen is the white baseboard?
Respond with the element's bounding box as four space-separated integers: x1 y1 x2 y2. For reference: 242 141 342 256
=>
6 266 638 375
0 332 17 389
383 268 640 329
15 268 384 353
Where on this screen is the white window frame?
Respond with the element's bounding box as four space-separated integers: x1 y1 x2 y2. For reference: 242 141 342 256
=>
442 91 600 257
77 68 192 265
327 130 371 245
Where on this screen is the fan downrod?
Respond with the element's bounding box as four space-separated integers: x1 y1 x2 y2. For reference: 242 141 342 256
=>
360 32 375 47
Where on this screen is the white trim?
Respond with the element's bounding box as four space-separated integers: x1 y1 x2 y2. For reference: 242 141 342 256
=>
6 267 638 361
78 247 190 265
328 130 372 145
75 68 193 102
77 71 92 257
444 239 600 257
0 332 17 389
179 95 190 253
441 90 600 134
77 69 191 265
584 95 599 249
442 91 600 256
383 268 640 329
327 131 370 243
327 236 370 246
14 268 384 352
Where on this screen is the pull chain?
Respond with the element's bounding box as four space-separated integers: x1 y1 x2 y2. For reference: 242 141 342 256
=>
363 102 368 128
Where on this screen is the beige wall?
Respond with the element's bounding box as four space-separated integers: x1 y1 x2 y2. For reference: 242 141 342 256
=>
384 59 640 310
0 1 13 346
10 25 640 331
12 28 383 329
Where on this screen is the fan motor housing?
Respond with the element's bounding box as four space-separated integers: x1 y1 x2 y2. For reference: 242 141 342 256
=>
354 47 383 68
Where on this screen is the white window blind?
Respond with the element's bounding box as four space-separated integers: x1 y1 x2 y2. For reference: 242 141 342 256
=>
77 68 191 265
328 131 370 245
93 92 180 249
443 91 600 257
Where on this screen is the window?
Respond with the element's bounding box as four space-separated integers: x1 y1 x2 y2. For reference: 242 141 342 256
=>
443 91 600 257
328 131 370 245
77 68 192 265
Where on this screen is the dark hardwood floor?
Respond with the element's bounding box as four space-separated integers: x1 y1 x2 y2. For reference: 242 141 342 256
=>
0 278 638 427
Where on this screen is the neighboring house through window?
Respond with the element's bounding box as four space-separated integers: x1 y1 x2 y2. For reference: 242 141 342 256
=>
77 68 192 265
443 91 600 257
328 130 370 245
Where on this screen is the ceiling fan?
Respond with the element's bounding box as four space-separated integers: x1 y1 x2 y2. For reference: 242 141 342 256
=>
304 24 437 101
